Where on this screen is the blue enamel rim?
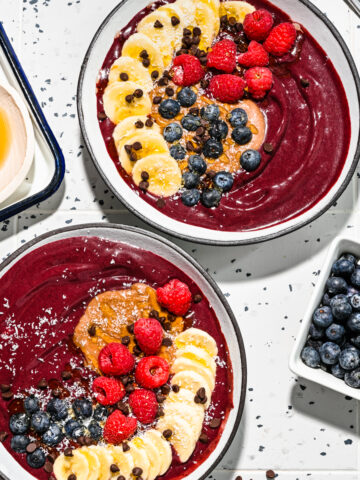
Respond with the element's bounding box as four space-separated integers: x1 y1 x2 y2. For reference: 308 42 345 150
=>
0 24 65 222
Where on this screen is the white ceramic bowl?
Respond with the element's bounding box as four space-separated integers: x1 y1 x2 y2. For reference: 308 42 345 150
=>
0 223 246 480
77 0 360 245
290 236 360 400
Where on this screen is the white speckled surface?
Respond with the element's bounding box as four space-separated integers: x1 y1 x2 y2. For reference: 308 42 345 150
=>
0 0 360 479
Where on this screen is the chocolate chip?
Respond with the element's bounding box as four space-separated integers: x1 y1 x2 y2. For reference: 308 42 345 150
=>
194 294 202 303
142 58 150 68
200 79 209 89
163 429 172 439
156 393 166 403
163 321 171 331
199 56 207 65
186 141 195 152
171 16 180 26
138 181 149 192
132 141 142 151
46 454 55 464
0 431 8 442
117 402 129 415
68 475 76 480
161 385 170 395
125 384 135 394
159 316 166 324
168 314 176 322
163 70 172 79
190 45 199 55
26 442 38 454
197 387 206 399
228 16 237 26
151 70 159 80
158 77 169 86
300 78 310 88
162 337 173 347
132 467 143 477
156 198 166 208
172 385 180 393
192 36 200 45
266 471 276 479
165 87 174 97
182 36 192 48
130 151 137 162
153 96 162 105
154 20 163 28
140 50 149 59
1 391 13 400
44 460 54 473
127 323 134 334
88 324 96 337
52 388 61 398
193 27 201 36
145 118 154 127
125 94 134 103
189 107 199 115
125 144 132 154
193 135 202 145
77 436 86 446
209 417 221 429
110 464 120 473
117 476 126 480
61 370 72 380
207 170 216 179
194 395 201 404
64 448 73 457
199 433 209 443
84 436 92 446
149 309 159 319
37 378 48 390
0 384 10 393
134 89 143 98
200 396 207 405
141 171 149 181
183 28 191 36
235 23 243 32
122 442 130 452
157 406 165 417
235 476 242 480
97 111 107 121
263 142 274 154
120 72 129 81
195 127 205 137
220 15 228 25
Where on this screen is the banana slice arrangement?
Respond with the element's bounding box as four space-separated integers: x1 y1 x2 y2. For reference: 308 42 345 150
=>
53 328 218 480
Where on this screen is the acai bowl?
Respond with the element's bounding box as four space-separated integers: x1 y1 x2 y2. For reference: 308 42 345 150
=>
78 0 360 245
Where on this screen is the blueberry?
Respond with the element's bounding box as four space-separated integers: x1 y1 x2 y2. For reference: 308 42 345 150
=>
201 189 222 208
181 189 201 207
158 99 180 119
306 339 323 351
177 87 197 107
200 104 220 122
327 276 348 294
188 154 207 174
331 363 346 379
347 312 360 332
31 411 50 434
47 398 68 421
232 126 252 145
27 448 46 469
10 435 30 453
72 398 92 418
344 253 356 263
203 139 223 159
24 396 39 415
332 258 355 276
322 292 331 306
319 342 341 365
65 419 82 436
213 171 234 192
209 120 228 140
351 269 360 288
72 426 86 439
301 346 320 368
163 123 183 143
347 287 359 299
351 335 360 349
312 306 333 328
345 368 360 388
325 323 345 343
331 299 352 321
181 114 201 131
309 323 324 340
88 421 103 440
93 405 109 422
170 144 186 160
339 348 360 370
42 423 63 446
330 293 349 306
240 149 261 172
9 413 30 435
229 108 248 128
183 171 200 189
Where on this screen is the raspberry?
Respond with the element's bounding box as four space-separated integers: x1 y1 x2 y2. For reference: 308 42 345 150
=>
156 279 192 316
244 67 273 100
129 389 158 424
243 9 274 41
238 41 269 68
134 318 163 355
207 39 237 73
209 75 246 104
135 356 169 389
92 377 125 406
98 343 135 376
171 54 205 86
264 23 297 57
103 410 137 444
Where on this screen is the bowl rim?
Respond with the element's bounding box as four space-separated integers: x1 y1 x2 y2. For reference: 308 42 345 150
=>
0 222 248 480
77 0 360 246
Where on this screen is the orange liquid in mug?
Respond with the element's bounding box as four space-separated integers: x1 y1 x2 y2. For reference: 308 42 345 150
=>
0 108 11 168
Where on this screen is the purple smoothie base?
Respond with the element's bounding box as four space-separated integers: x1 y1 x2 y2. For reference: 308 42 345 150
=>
0 236 233 480
96 0 351 233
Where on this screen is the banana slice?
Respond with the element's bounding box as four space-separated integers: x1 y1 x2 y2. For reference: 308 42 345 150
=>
77 448 100 480
137 11 178 66
157 3 193 48
171 369 212 407
119 131 169 174
89 446 113 480
166 388 206 414
103 81 151 125
109 446 134 479
133 436 162 480
156 415 196 463
193 2 219 50
108 57 153 92
53 450 89 480
128 440 151 480
113 115 160 150
176 345 217 376
143 430 172 476
175 328 218 357
176 0 196 21
219 1 256 23
197 0 220 16
171 356 215 391
132 154 182 197
164 402 204 438
122 33 164 76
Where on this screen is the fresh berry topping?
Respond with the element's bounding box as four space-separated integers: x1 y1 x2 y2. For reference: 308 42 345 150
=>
232 126 253 145
238 41 269 67
27 448 46 469
93 404 109 421
92 376 126 405
103 410 137 445
213 171 234 192
170 144 186 160
188 154 207 174
72 398 93 418
243 9 274 41
244 67 273 99
9 413 30 435
209 74 246 103
240 149 262 172
11 435 30 453
135 356 170 389
201 188 222 208
264 22 297 56
172 54 205 86
24 396 39 415
158 99 181 119
200 104 220 122
156 279 192 316
163 123 183 143
30 411 50 434
209 120 229 140
42 423 63 446
64 419 82 437
229 108 248 128
88 421 103 440
177 87 197 107
134 318 163 355
181 189 201 207
181 114 202 132
183 171 200 189
46 398 68 421
98 342 135 376
129 389 158 424
203 138 224 159
207 39 237 73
